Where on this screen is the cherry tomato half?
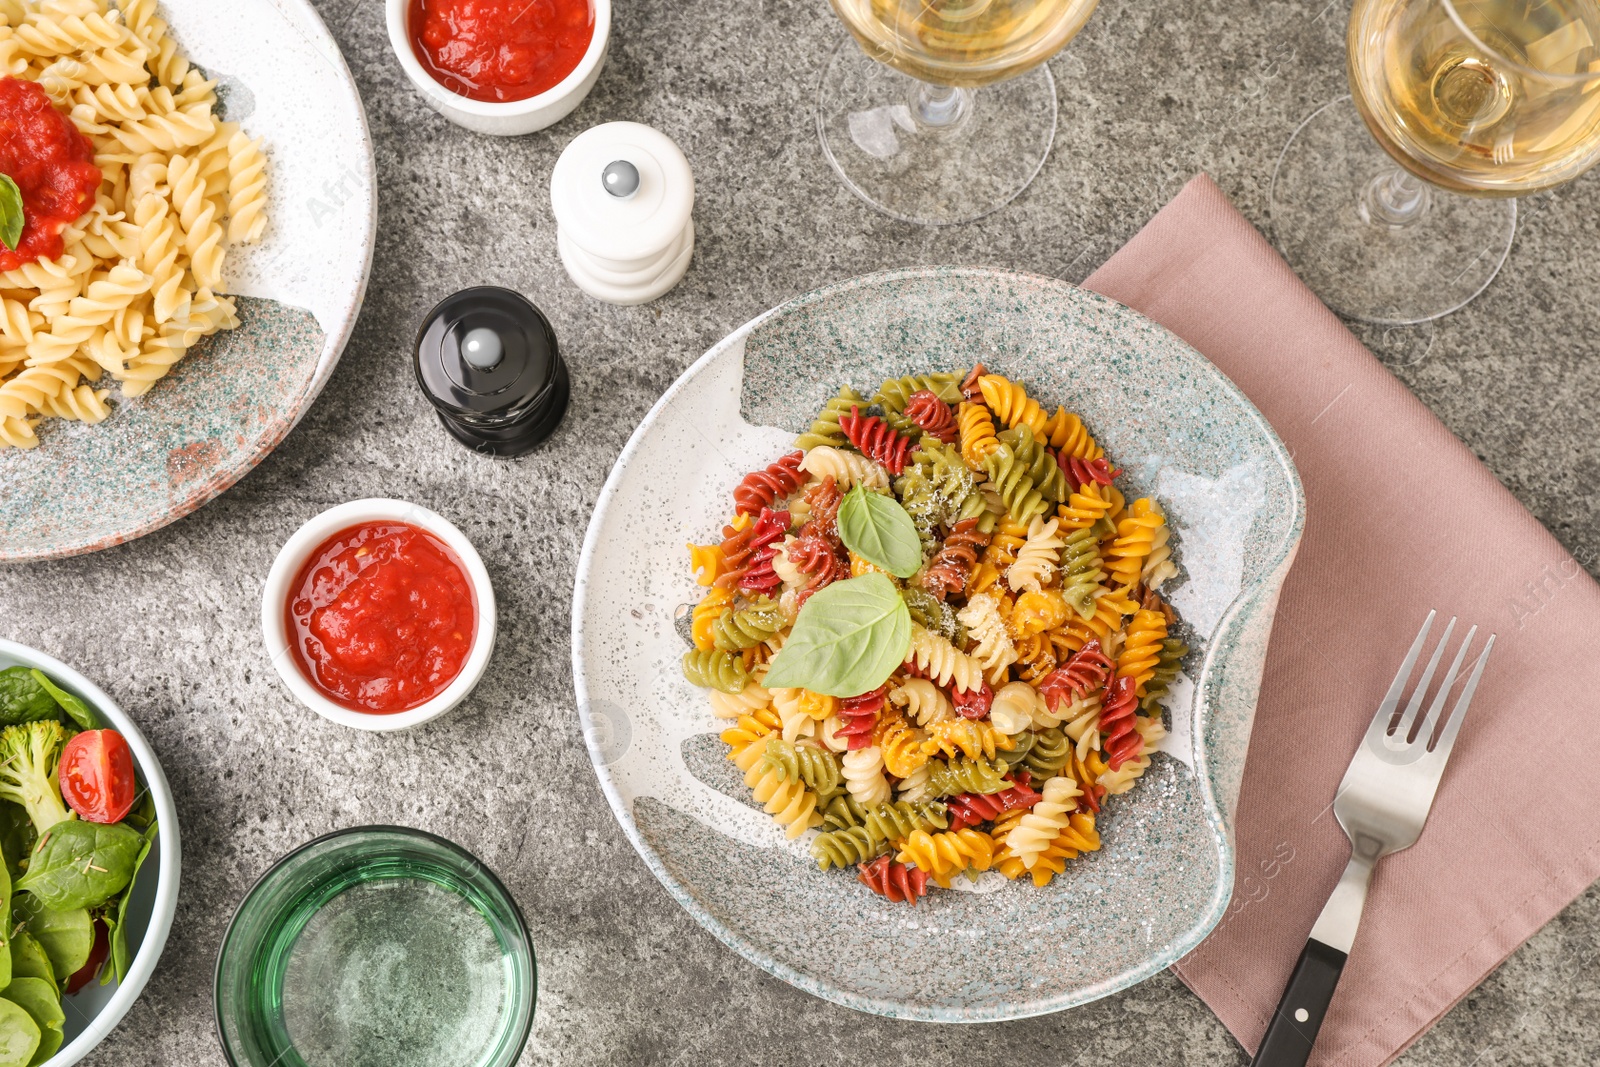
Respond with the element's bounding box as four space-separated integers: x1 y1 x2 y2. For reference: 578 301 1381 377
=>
58 729 137 824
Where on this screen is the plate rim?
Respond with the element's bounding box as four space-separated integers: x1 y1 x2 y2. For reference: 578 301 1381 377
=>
572 265 1306 1021
0 0 379 564
0 637 182 1067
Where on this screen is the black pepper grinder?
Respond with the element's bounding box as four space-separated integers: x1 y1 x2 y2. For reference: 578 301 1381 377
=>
413 287 570 457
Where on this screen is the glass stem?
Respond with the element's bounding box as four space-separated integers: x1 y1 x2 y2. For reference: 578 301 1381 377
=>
1360 168 1431 228
909 81 973 130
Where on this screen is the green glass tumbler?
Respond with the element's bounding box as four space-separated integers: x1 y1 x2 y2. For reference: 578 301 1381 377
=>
215 826 535 1067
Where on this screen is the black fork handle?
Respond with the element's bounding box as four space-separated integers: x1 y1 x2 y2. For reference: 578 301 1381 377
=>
1249 938 1348 1067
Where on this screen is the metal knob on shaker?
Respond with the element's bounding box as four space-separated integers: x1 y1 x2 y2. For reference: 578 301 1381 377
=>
413 286 570 457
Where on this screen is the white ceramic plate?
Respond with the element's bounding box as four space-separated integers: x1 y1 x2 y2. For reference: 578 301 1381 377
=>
0 0 376 562
572 267 1304 1020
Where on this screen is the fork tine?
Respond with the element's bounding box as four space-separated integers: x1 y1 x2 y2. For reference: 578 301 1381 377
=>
1365 610 1436 743
1395 616 1455 737
1428 633 1495 756
1407 623 1474 743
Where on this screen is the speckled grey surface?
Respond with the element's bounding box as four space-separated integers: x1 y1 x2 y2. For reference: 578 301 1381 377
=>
2 0 1597 1064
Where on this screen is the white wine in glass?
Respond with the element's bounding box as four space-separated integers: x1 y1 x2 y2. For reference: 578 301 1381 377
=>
1271 0 1600 325
1352 0 1600 193
817 0 1099 225
831 0 1098 87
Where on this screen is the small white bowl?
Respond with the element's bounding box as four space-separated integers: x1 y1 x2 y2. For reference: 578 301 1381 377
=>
261 499 497 732
385 0 611 136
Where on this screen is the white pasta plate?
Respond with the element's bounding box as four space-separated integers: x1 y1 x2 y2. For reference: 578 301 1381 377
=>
0 0 375 562
573 267 1306 1021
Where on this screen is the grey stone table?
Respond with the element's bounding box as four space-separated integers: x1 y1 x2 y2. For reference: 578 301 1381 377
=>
3 0 1596 1064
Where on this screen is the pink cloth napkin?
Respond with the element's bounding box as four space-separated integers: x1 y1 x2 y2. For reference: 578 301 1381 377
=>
1082 174 1600 1066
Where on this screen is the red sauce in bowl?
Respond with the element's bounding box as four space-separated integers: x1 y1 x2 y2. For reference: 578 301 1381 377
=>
285 522 477 714
409 0 596 103
0 77 101 272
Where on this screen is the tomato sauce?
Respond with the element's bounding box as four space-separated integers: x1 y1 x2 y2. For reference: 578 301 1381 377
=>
0 77 101 272
286 523 477 714
409 0 596 103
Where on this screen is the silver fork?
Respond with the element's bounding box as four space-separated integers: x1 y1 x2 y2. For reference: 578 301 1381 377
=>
1251 610 1496 1067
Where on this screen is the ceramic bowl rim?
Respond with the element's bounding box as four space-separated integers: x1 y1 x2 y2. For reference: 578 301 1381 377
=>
0 0 377 564
260 498 498 732
571 265 1307 1021
383 0 612 118
211 823 537 1067
0 639 183 1066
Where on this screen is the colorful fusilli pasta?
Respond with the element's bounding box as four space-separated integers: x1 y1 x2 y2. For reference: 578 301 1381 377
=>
681 364 1191 900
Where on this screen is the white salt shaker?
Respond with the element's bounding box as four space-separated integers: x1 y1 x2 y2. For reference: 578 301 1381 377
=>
550 122 694 306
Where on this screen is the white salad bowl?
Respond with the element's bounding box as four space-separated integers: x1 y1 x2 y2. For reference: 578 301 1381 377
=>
385 0 611 136
0 640 181 1067
572 267 1306 1021
261 499 498 733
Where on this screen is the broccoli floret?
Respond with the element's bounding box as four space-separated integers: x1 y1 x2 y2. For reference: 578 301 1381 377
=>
0 721 72 836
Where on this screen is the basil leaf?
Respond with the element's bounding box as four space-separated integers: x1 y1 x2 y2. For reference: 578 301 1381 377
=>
837 484 922 579
762 573 911 697
0 671 57 727
27 672 96 731
15 821 142 911
0 177 21 254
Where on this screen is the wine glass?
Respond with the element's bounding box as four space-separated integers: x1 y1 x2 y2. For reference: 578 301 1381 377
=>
817 0 1099 226
1270 0 1600 325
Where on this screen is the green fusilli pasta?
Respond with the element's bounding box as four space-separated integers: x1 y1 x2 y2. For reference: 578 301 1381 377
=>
927 756 1009 796
681 649 750 693
1060 527 1106 620
900 585 965 647
1022 726 1072 780
761 737 843 796
711 596 785 651
1140 639 1189 714
873 372 961 414
810 800 951 870
997 424 1067 504
794 386 866 450
982 438 1050 526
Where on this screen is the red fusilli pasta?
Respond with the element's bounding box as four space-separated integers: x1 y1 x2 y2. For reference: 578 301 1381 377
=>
1038 638 1114 711
903 390 958 443
857 855 930 905
839 405 915 475
734 451 805 516
836 685 887 750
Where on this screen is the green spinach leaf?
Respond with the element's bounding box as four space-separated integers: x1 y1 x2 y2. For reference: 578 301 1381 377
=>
26 672 95 731
0 808 33 886
0 830 13 993
0 999 37 1067
15 820 142 911
107 818 155 985
0 977 61 1066
837 485 922 578
12 898 90 980
7 932 50 987
762 573 911 697
0 177 21 256
0 672 56 728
